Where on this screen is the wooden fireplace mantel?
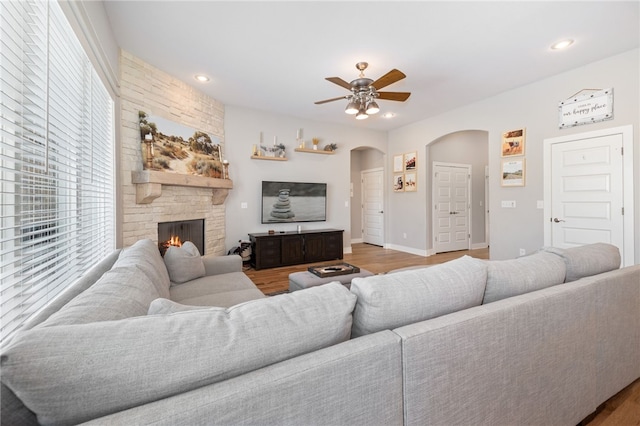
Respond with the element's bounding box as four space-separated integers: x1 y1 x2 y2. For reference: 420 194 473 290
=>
131 170 233 205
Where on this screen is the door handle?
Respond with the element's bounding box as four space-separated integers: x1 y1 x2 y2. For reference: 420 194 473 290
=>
553 218 565 223
449 211 459 215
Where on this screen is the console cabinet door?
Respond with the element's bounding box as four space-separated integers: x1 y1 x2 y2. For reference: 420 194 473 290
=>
303 234 325 262
281 235 304 265
324 231 343 260
253 237 281 269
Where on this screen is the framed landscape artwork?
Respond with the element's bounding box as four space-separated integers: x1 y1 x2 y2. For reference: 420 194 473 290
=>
501 159 525 186
139 111 223 178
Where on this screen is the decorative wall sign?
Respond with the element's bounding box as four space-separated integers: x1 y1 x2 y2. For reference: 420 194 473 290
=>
501 159 525 187
139 111 223 178
558 88 613 129
501 128 525 157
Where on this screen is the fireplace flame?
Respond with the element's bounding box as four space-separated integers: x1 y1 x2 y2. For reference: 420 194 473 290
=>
168 235 182 247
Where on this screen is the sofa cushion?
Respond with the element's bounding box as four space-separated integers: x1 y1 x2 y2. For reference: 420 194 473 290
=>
169 271 266 307
164 241 206 284
542 243 621 282
38 265 160 327
349 255 487 337
148 298 207 314
114 238 171 299
0 282 356 425
482 251 566 304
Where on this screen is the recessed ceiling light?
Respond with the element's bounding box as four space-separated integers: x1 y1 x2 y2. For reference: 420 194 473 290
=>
550 39 574 50
194 74 210 82
382 112 395 119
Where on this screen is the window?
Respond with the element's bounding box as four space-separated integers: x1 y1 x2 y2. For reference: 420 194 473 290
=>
1 0 115 342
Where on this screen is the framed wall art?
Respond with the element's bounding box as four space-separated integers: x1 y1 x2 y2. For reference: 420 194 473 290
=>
404 172 417 192
404 152 417 170
501 128 525 157
501 159 525 187
393 154 404 173
393 174 404 192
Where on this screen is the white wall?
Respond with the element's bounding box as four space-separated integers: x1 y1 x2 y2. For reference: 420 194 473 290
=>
389 49 639 261
224 107 387 253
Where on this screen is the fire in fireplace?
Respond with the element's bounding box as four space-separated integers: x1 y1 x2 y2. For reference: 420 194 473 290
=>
158 219 205 256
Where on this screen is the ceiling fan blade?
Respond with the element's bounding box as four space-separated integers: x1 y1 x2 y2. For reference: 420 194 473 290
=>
314 96 348 105
377 91 411 102
325 77 352 90
371 69 406 90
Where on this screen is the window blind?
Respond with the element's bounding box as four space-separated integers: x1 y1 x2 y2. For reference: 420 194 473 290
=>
1 0 115 342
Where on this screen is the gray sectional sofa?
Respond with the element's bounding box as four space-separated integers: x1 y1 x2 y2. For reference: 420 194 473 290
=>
1 239 638 426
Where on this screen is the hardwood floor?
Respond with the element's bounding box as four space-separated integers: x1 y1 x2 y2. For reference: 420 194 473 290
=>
245 242 489 294
245 243 640 424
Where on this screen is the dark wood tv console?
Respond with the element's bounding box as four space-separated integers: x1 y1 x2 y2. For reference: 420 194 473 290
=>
248 229 343 270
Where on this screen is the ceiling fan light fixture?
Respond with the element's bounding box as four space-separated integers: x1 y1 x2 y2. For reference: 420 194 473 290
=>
366 100 380 115
345 100 359 115
355 107 368 120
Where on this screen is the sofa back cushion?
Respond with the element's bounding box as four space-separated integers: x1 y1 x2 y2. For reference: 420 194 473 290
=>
0 282 356 425
113 238 171 298
38 265 160 327
350 255 487 337
482 251 566 304
542 243 621 282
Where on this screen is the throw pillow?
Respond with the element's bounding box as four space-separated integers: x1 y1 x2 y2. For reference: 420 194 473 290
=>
350 255 487 337
163 241 206 284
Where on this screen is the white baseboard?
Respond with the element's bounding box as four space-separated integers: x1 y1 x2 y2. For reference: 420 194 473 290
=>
384 243 428 257
350 238 363 244
471 242 489 250
343 246 353 254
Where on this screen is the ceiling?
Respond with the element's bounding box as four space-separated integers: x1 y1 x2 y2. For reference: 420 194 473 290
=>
103 1 639 132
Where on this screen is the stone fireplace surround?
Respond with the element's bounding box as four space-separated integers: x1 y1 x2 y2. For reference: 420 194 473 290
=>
119 51 228 256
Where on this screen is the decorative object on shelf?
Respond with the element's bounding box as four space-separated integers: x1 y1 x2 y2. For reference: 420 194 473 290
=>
312 138 320 150
252 144 259 156
314 62 411 120
324 143 338 152
296 128 305 149
501 159 525 187
260 143 286 158
222 160 230 179
501 128 526 157
138 110 223 178
558 88 613 129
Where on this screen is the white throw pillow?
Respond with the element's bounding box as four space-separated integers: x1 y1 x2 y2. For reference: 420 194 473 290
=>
163 241 206 284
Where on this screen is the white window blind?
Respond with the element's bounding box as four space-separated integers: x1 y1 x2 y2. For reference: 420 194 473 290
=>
1 0 115 342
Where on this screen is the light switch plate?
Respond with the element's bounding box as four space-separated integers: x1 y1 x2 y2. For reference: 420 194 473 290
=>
501 200 516 208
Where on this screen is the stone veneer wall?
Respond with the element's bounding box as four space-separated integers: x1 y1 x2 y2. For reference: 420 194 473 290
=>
119 50 226 255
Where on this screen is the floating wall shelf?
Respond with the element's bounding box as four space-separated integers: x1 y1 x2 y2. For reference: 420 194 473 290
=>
131 170 232 205
250 155 287 161
294 148 334 155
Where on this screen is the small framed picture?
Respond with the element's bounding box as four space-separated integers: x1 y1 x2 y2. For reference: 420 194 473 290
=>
404 172 417 191
404 152 417 170
393 174 404 192
501 128 526 157
393 154 404 172
501 159 525 186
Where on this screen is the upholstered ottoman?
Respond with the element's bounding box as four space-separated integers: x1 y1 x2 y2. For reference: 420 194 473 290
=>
289 269 374 292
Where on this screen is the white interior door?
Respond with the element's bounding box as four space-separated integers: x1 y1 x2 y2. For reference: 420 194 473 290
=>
433 162 470 253
362 168 384 246
544 125 635 266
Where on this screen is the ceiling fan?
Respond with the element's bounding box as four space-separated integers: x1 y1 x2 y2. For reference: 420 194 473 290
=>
315 62 411 120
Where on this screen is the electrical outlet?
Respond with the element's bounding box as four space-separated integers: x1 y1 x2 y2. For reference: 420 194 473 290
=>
519 248 526 256
403 233 407 239
240 202 248 209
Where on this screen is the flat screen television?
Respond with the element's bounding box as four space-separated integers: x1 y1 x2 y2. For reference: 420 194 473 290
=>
261 181 327 224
